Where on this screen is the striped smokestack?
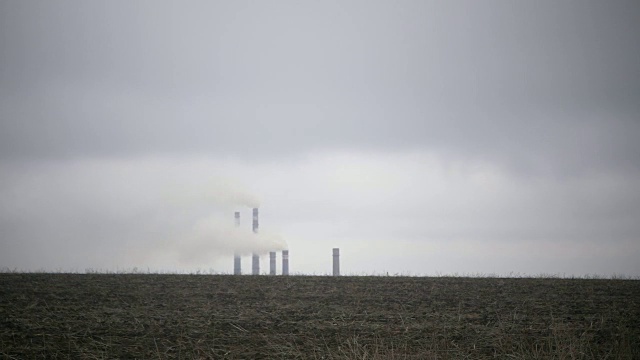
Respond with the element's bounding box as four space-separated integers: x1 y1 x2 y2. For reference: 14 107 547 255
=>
252 207 259 232
252 208 259 275
233 212 241 275
269 251 276 275
282 250 289 276
333 248 340 276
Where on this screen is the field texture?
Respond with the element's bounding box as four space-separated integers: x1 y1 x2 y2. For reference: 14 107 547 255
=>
1 274 639 359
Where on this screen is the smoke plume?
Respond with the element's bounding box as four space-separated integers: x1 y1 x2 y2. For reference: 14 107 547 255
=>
164 178 261 208
159 214 287 265
152 179 284 266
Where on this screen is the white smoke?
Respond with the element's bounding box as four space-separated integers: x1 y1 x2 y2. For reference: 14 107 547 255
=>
168 215 287 264
150 178 285 266
164 177 261 208
201 179 261 208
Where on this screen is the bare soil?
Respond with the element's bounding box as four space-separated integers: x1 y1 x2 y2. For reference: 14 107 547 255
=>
1 274 638 359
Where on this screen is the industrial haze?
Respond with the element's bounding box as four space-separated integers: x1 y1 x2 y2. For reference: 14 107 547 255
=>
1 1 639 276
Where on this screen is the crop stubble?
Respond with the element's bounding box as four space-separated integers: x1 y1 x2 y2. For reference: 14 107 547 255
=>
1 274 638 359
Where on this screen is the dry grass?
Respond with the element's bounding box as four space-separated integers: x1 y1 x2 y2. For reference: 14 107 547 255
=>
1 274 638 359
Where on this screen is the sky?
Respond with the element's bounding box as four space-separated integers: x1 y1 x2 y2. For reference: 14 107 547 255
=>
1 0 639 276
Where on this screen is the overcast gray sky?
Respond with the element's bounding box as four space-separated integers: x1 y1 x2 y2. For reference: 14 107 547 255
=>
1 1 639 276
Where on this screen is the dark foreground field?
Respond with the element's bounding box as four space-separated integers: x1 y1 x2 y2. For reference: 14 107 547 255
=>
1 274 639 359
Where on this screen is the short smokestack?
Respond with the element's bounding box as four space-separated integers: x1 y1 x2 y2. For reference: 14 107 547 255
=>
252 208 259 275
233 212 241 275
282 250 289 276
252 255 259 275
333 248 340 276
269 251 276 275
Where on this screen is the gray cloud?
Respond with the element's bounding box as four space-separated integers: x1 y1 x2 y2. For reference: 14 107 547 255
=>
1 1 639 174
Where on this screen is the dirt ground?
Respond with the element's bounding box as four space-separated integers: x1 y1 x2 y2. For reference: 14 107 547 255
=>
1 274 638 359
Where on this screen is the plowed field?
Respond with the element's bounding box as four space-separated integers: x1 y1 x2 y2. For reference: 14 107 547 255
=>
1 274 638 359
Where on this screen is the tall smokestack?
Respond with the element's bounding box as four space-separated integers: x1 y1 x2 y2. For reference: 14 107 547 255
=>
233 212 241 275
269 251 276 275
333 248 340 276
282 250 289 276
252 208 259 275
252 208 259 232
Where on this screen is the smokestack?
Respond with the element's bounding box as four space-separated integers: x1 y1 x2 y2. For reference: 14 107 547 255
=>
233 212 241 275
252 208 259 275
269 251 276 275
282 250 289 276
252 207 259 232
333 248 340 276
